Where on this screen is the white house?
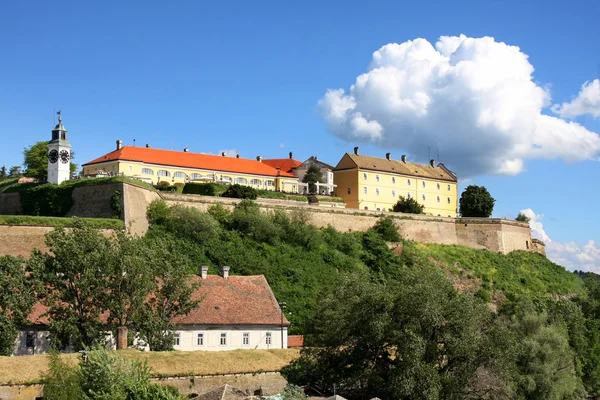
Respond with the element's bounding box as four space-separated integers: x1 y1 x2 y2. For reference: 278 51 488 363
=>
294 156 336 195
13 266 289 355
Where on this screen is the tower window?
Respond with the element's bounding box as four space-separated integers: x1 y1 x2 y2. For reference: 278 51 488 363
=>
422 181 426 188
422 194 426 201
392 177 396 184
376 175 380 182
376 188 380 196
364 187 368 194
437 183 440 190
392 190 396 198
437 196 440 203
363 173 368 181
447 197 451 204
407 179 411 186
447 184 451 191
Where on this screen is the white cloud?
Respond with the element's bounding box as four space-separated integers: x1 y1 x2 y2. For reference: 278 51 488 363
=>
318 35 600 177
552 79 600 119
519 208 600 273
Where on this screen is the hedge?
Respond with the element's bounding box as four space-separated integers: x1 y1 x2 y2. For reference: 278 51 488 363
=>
182 183 229 196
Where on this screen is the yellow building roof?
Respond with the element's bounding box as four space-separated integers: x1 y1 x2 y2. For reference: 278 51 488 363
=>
334 153 458 182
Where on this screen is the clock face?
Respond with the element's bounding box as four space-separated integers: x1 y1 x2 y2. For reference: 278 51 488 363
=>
59 150 70 164
48 149 59 164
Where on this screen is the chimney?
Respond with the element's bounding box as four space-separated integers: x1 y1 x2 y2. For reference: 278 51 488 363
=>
116 140 122 150
220 266 230 279
221 152 226 157
386 152 391 160
401 155 407 163
184 148 189 152
289 151 293 159
257 156 262 162
199 265 208 279
354 146 359 155
236 154 240 158
430 159 435 167
146 143 150 148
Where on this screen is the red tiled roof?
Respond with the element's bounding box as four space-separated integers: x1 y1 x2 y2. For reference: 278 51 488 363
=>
262 158 302 173
288 335 304 347
172 275 290 326
83 147 296 178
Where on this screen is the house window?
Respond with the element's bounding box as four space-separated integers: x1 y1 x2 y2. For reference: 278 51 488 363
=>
236 177 248 185
437 183 440 190
422 194 426 201
266 332 272 345
347 188 351 195
25 334 34 348
363 173 368 180
141 168 154 176
265 180 275 187
422 181 426 188
173 333 180 346
157 170 170 177
220 333 227 346
250 179 261 185
190 173 202 180
243 333 250 346
174 171 186 179
447 184 451 191
447 197 451 204
392 190 396 198
376 175 380 182
376 188 380 196
363 187 367 195
437 196 440 203
407 179 411 186
392 177 396 184
197 333 204 346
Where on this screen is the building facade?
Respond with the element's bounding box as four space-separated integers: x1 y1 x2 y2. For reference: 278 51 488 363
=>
263 153 336 195
333 148 459 216
82 142 299 192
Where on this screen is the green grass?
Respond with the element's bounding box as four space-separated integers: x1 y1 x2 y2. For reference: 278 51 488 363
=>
257 191 308 202
311 195 345 203
415 242 586 301
0 215 124 229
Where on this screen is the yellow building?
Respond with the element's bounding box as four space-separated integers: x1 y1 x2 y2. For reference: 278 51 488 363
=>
82 141 299 192
333 148 459 216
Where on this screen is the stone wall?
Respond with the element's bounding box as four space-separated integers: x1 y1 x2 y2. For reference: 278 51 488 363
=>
0 225 52 258
122 183 162 236
66 183 122 218
531 239 546 256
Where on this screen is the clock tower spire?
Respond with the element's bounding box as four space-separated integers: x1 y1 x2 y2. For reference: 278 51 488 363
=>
47 110 72 184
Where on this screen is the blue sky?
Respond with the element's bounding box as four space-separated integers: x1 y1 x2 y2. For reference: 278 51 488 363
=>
1 0 599 270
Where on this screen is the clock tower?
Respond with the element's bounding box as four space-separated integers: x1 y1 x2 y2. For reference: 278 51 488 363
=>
47 111 72 184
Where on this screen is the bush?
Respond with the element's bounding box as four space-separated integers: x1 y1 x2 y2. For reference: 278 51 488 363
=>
371 216 400 242
164 205 221 243
221 184 258 199
19 183 74 216
156 181 172 191
391 196 425 214
147 199 172 225
516 212 530 222
182 182 229 196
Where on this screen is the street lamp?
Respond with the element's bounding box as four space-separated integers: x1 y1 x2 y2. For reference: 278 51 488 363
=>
278 301 286 349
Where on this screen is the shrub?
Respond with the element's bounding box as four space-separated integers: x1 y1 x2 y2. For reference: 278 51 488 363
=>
371 217 400 242
156 182 171 191
516 212 530 222
182 182 229 196
391 196 425 214
164 205 221 243
221 184 258 199
147 199 172 225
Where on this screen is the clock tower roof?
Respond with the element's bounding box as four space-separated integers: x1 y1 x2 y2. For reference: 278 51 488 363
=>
49 111 71 147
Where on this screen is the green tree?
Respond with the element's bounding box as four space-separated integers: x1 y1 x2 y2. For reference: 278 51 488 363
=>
8 165 21 177
23 141 77 181
516 212 530 222
370 217 400 242
302 162 324 194
0 165 6 180
0 255 40 355
391 195 425 214
459 185 496 217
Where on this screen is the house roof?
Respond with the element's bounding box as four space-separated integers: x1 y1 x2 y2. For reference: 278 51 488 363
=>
83 146 296 178
334 153 457 182
26 274 289 327
172 274 290 326
298 157 335 171
262 158 303 173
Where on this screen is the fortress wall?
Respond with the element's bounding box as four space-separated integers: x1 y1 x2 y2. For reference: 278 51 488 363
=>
122 183 162 236
66 183 122 218
0 225 52 258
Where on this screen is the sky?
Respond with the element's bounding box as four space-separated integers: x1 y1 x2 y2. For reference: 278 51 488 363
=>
1 0 599 272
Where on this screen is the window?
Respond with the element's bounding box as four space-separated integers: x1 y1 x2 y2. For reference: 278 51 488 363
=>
174 333 180 346
376 188 380 196
141 168 154 176
422 181 426 188
243 333 250 346
447 184 451 191
236 177 248 185
265 332 272 345
174 171 186 179
196 333 204 346
376 175 380 182
422 194 426 201
392 190 396 198
157 170 170 177
220 333 227 346
363 187 367 194
437 196 440 203
407 178 411 186
347 188 351 195
447 197 451 204
437 183 440 190
392 177 396 184
250 179 261 185
190 173 202 180
363 173 368 181
26 334 34 348
265 180 275 187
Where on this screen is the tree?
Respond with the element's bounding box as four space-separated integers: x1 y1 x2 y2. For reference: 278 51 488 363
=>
0 255 40 355
516 212 530 222
23 141 77 181
370 216 400 242
392 195 425 214
0 165 6 180
459 185 495 217
302 162 324 194
8 165 21 177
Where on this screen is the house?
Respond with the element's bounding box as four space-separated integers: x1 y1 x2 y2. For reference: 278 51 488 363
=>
263 153 336 195
13 266 289 355
82 142 299 192
333 147 459 216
